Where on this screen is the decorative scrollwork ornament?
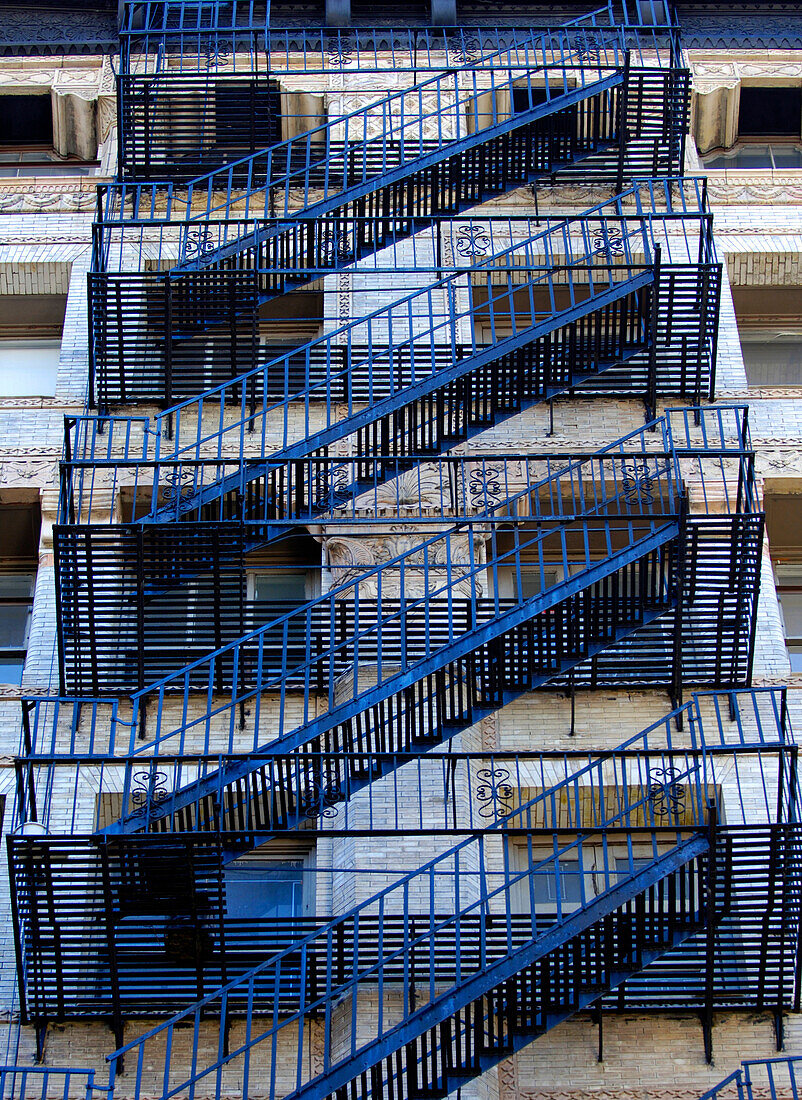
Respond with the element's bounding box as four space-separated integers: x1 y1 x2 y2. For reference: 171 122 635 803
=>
475 767 515 820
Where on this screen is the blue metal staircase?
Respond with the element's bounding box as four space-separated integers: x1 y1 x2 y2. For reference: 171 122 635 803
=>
8 687 799 1073
58 406 759 856
137 220 658 526
87 708 719 1100
3 8 789 1098
90 18 690 404
79 429 679 830
104 835 711 1100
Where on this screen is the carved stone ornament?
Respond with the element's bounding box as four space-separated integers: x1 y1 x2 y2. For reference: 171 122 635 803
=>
0 8 117 54
0 181 100 214
707 177 802 205
325 536 377 592
509 1090 786 1100
0 458 58 488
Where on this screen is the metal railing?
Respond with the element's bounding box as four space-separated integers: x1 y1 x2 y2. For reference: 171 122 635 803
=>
118 2 680 75
699 1057 802 1100
0 1067 107 1100
12 737 797 841
15 688 793 760
98 768 710 1098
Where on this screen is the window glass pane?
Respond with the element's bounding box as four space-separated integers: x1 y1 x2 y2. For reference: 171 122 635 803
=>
741 336 802 386
0 575 34 598
615 856 652 878
0 655 24 686
0 96 52 146
531 858 582 904
774 566 802 585
778 590 802 639
739 86 802 137
0 340 60 396
518 567 559 599
769 145 802 168
254 573 308 603
704 144 771 169
704 142 802 171
788 645 802 673
0 165 95 178
224 861 305 919
0 604 31 648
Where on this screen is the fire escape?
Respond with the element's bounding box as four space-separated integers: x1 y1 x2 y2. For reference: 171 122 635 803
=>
4 2 799 1098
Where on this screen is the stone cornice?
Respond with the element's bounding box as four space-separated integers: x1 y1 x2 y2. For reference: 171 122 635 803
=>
706 174 802 204
0 177 109 214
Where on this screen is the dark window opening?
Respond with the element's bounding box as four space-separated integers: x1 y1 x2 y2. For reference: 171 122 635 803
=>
513 86 564 115
0 295 66 340
0 96 52 147
214 80 281 149
739 86 802 138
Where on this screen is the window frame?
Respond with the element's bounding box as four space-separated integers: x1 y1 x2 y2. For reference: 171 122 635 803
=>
773 564 802 673
0 573 35 687
702 141 802 172
738 326 802 388
224 843 316 921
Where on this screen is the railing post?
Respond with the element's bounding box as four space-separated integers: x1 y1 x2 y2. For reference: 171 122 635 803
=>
669 491 687 722
164 276 173 415
615 50 631 195
645 243 660 425
702 796 719 1063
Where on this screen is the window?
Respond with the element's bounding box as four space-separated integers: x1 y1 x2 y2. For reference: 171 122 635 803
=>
0 96 98 177
224 844 315 920
732 288 802 387
500 564 582 601
0 504 40 687
225 861 306 919
739 332 802 387
0 95 52 146
774 566 802 673
247 534 321 617
252 571 311 605
250 570 315 666
763 494 802 672
0 575 34 686
246 535 322 676
508 838 696 916
470 280 592 346
0 295 66 397
703 144 802 171
739 86 802 139
0 150 98 178
530 858 583 906
213 80 281 153
702 86 802 171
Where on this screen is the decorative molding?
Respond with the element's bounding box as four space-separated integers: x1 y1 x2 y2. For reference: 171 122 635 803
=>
512 1090 786 1100
0 459 58 488
337 272 352 330
324 536 377 591
0 9 117 55
497 1057 517 1100
706 176 802 205
0 181 104 213
714 225 802 235
0 397 86 407
0 235 91 244
481 713 498 751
